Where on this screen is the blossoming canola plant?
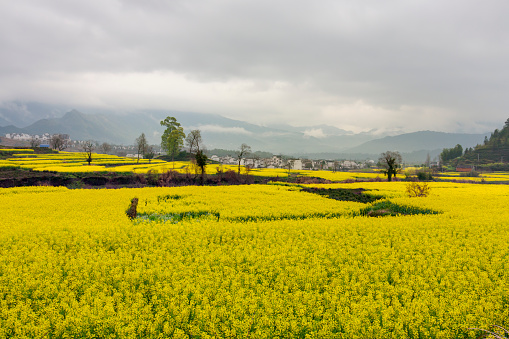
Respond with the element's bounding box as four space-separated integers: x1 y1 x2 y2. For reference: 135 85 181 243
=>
1 182 509 338
5 149 509 187
438 172 509 183
0 151 166 173
135 185 365 222
0 149 34 154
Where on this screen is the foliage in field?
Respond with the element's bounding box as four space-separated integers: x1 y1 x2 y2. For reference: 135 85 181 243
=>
301 187 384 203
0 182 509 338
406 182 431 197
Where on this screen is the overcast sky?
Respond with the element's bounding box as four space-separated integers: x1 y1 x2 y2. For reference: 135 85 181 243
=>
1 0 508 133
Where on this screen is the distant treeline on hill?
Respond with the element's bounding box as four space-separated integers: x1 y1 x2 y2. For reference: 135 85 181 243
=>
156 149 273 163
204 149 274 159
442 118 509 170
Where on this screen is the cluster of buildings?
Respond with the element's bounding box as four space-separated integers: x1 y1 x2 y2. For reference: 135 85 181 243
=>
209 154 375 171
3 133 96 150
3 133 375 171
5 132 70 145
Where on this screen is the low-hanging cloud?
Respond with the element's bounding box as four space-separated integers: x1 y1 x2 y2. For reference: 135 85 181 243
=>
0 0 508 133
303 128 327 139
188 125 253 135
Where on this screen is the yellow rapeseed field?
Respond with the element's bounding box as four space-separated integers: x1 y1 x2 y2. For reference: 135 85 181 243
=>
1 150 388 181
1 182 509 338
0 151 166 173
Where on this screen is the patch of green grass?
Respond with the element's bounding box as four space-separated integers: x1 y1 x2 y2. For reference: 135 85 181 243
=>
302 187 384 203
135 211 220 223
157 194 187 203
356 200 440 217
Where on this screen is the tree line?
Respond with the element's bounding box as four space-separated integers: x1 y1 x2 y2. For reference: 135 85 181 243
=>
156 116 252 181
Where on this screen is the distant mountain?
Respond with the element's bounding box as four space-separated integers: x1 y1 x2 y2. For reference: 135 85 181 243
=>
0 125 23 135
343 131 487 154
295 149 443 164
0 102 70 127
453 120 509 168
0 108 376 152
272 123 354 136
0 102 490 159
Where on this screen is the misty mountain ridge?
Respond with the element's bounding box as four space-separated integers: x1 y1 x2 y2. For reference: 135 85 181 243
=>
0 108 379 152
0 104 489 160
0 102 71 127
344 131 487 154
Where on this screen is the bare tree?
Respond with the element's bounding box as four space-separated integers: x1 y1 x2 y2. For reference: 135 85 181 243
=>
286 159 294 176
244 164 252 175
185 129 202 157
144 146 155 164
135 133 148 163
50 134 69 151
99 142 112 154
378 151 402 182
30 136 40 148
251 153 260 169
332 161 340 173
425 153 431 168
259 158 269 168
82 140 95 165
236 143 251 174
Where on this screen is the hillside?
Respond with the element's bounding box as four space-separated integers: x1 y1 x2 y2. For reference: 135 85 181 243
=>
0 102 70 127
344 131 487 154
0 103 491 157
0 108 384 152
453 119 509 169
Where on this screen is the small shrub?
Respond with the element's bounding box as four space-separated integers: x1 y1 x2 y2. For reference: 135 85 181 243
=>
157 194 185 203
416 170 433 181
406 182 431 197
67 180 85 189
358 200 439 217
469 325 509 339
460 170 480 177
224 170 241 184
216 166 224 180
302 187 383 203
158 170 177 186
136 173 147 185
146 170 159 186
367 209 391 217
404 170 413 180
126 198 138 220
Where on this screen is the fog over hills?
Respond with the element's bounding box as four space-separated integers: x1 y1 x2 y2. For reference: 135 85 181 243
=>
0 103 489 161
344 131 488 154
0 102 70 127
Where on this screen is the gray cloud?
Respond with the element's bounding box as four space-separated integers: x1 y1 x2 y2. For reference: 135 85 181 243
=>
188 124 253 135
1 0 508 133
